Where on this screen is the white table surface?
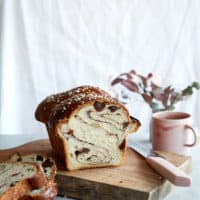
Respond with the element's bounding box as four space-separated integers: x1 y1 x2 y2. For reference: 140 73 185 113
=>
0 132 199 200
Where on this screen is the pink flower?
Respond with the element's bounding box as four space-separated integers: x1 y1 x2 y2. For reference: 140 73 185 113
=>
110 70 200 112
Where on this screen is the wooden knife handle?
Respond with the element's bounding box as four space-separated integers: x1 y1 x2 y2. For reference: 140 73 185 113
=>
146 156 191 187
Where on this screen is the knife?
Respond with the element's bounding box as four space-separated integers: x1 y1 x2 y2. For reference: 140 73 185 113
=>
128 141 191 187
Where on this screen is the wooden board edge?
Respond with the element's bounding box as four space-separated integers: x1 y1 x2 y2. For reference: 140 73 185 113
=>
56 174 150 200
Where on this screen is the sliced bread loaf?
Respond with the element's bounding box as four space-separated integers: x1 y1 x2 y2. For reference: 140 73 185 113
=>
0 162 46 200
10 153 57 200
35 85 141 170
10 153 56 183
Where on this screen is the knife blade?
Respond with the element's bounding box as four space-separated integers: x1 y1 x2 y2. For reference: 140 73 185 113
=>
128 141 191 187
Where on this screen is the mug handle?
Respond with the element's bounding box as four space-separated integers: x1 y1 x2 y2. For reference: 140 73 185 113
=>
184 125 199 147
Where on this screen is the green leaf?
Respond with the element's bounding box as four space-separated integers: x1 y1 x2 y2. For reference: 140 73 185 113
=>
182 86 193 96
150 102 160 112
171 93 183 104
192 82 200 90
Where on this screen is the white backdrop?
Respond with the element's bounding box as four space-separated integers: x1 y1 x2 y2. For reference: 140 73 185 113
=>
0 0 199 135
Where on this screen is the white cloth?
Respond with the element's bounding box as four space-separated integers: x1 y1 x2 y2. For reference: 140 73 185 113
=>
0 0 200 134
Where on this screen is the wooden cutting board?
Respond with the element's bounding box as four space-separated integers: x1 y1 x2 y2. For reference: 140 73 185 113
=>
0 139 192 200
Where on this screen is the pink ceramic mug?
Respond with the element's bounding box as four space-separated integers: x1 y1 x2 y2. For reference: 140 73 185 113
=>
151 111 199 155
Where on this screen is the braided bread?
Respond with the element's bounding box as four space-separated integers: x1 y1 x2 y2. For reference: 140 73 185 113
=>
35 85 141 170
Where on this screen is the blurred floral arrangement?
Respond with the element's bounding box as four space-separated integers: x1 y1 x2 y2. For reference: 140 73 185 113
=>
110 70 200 113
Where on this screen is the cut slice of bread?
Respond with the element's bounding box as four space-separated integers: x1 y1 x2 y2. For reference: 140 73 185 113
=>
0 162 46 200
10 153 57 200
10 153 56 183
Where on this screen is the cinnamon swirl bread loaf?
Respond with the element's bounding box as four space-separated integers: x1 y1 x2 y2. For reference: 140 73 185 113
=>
35 86 140 170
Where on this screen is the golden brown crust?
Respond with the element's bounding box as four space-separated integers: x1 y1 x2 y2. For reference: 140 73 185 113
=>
28 164 46 189
35 85 109 123
130 116 141 129
19 183 57 200
46 126 68 169
0 180 32 200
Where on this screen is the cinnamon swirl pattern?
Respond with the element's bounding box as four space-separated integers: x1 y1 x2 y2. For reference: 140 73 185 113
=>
0 162 46 199
35 86 141 170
